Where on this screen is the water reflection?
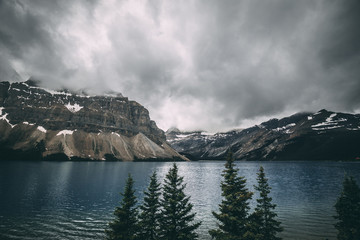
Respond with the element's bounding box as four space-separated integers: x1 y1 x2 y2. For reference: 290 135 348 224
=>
0 161 359 239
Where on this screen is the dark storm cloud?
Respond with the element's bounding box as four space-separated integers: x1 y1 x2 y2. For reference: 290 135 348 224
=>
0 0 359 131
172 0 360 129
317 0 360 110
171 0 319 124
0 0 98 87
320 0 360 68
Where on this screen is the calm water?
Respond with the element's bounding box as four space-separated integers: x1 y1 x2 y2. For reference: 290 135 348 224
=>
0 161 360 240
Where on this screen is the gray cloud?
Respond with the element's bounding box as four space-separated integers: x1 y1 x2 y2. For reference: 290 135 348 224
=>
1 0 359 131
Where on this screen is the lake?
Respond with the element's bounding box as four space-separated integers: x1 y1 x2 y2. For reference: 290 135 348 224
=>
0 161 359 240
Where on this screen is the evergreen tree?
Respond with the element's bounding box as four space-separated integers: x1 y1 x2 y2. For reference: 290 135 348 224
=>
334 175 360 240
159 163 201 240
139 171 162 240
105 174 139 240
252 166 282 240
209 151 254 240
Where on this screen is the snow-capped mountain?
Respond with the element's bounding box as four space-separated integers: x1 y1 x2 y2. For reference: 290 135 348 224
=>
166 110 360 161
0 80 187 161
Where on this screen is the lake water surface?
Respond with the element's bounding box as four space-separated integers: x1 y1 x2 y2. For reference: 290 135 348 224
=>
1 161 360 240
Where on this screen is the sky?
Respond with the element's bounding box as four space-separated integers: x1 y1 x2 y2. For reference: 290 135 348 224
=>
0 0 360 132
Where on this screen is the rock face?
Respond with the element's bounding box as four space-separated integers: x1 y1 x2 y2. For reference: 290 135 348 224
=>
0 80 187 161
166 110 360 161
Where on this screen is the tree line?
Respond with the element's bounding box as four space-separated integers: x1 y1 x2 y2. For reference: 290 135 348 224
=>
105 152 360 240
105 163 200 240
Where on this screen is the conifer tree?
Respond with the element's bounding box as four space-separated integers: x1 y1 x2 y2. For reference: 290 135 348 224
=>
334 175 360 240
105 174 139 240
139 171 162 240
159 163 201 240
209 151 254 239
252 166 283 240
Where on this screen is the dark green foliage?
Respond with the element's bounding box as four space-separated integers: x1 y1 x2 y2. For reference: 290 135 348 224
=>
159 163 201 240
105 174 139 240
139 171 162 240
252 166 282 240
334 175 360 240
209 151 254 239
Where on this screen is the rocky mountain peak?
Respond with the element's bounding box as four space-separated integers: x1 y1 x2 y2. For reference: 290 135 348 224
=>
0 81 187 161
166 127 181 134
166 110 360 161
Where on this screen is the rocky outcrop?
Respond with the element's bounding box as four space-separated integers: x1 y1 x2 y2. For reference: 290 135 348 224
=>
0 80 187 161
166 110 360 161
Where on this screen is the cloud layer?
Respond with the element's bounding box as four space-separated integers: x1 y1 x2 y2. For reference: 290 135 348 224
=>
1 0 359 132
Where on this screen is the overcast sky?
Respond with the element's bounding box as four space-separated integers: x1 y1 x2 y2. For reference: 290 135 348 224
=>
1 0 359 132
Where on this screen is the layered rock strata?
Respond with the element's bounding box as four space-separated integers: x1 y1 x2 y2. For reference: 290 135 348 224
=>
0 80 187 161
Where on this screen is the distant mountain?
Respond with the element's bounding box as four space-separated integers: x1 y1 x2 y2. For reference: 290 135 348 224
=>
0 80 187 161
166 110 360 161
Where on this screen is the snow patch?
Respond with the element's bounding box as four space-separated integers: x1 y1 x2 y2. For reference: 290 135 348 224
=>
311 113 348 131
111 132 121 137
0 110 16 128
338 118 347 122
37 126 47 133
274 123 296 132
176 134 191 139
201 129 221 136
347 128 360 131
326 113 337 122
307 116 313 120
312 122 333 128
201 131 216 136
17 95 30 100
65 103 83 113
23 122 35 126
21 82 30 87
313 126 341 131
45 89 72 97
57 130 75 136
28 85 93 98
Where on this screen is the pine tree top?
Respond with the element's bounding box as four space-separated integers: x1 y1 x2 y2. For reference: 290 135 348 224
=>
253 166 283 240
105 174 139 240
139 171 162 240
121 174 137 206
210 151 254 239
159 163 201 240
334 175 360 240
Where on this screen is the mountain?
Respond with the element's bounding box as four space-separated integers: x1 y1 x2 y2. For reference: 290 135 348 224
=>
166 110 360 161
0 80 187 161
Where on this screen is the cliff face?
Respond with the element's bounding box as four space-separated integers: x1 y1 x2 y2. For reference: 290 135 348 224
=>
0 80 187 161
166 110 360 161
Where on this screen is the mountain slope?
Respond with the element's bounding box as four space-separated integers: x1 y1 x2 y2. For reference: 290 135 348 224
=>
0 80 187 161
166 110 360 161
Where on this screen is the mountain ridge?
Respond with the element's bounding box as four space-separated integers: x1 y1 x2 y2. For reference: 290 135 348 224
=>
166 110 360 161
0 80 187 161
